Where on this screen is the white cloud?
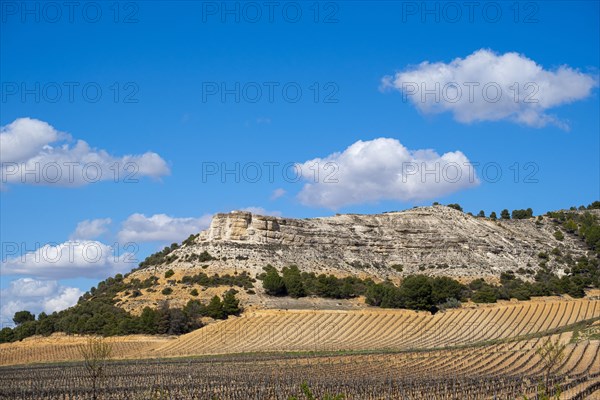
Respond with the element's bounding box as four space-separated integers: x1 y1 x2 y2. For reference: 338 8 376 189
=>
43 287 83 314
270 188 286 200
70 218 112 240
296 138 478 209
0 278 83 326
0 118 64 163
1 240 134 279
381 49 597 129
117 213 213 243
0 118 170 187
240 207 282 217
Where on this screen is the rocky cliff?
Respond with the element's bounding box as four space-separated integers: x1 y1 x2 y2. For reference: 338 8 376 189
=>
145 206 591 281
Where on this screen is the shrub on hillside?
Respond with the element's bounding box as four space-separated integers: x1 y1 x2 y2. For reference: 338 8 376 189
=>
512 208 534 219
447 204 463 212
262 266 287 296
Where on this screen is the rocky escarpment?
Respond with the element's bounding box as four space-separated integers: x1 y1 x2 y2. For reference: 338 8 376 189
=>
140 206 592 281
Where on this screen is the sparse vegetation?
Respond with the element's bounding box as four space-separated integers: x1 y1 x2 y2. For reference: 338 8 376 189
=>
79 337 113 400
184 250 217 263
512 208 534 219
446 203 463 212
259 261 598 310
0 273 242 343
536 338 566 390
180 271 254 289
138 243 180 268
554 230 564 241
182 233 199 246
390 264 403 272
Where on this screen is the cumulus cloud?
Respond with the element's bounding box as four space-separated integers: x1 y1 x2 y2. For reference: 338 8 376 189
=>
0 118 64 163
0 278 83 327
239 207 282 217
70 218 112 240
296 138 478 209
43 287 83 314
117 214 213 243
381 49 597 129
0 118 170 187
1 240 134 279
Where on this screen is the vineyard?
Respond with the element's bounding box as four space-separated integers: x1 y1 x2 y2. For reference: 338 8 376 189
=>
0 298 599 399
0 334 170 367
157 298 599 356
0 334 598 399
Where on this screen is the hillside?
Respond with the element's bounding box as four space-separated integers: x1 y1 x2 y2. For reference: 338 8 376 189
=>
155 297 599 357
142 206 590 279
2 297 598 366
2 204 599 344
118 205 599 314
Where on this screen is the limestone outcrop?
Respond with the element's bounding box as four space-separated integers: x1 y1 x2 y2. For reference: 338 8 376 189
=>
145 206 592 281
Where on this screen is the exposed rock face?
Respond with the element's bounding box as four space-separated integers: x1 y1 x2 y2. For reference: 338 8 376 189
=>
151 206 591 281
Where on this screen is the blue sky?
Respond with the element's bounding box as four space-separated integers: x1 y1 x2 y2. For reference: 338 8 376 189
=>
1 1 599 325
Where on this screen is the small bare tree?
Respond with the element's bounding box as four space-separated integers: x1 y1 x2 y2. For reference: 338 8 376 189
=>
79 336 113 400
536 337 566 393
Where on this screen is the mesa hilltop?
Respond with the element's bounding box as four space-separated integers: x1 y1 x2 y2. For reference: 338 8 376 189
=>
116 205 596 313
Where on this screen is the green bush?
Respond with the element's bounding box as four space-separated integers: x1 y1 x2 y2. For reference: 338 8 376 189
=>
139 243 179 268
164 269 175 278
206 296 224 319
161 287 173 295
180 271 254 289
282 266 306 298
262 267 287 296
554 230 564 241
512 208 533 219
197 251 216 262
472 286 498 303
438 298 461 310
222 289 241 316
447 203 463 212
390 264 403 272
